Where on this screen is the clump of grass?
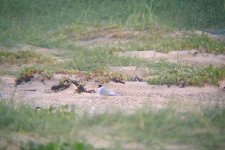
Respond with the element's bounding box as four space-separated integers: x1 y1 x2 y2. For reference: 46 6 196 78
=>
16 67 52 85
0 50 53 65
148 63 225 86
88 69 125 84
0 101 224 150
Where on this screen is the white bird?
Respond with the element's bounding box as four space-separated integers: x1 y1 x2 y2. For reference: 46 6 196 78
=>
98 85 117 96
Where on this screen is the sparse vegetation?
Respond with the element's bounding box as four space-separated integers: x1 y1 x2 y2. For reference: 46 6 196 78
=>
88 69 125 84
54 49 144 72
16 67 52 85
0 50 53 65
148 62 225 86
103 34 224 53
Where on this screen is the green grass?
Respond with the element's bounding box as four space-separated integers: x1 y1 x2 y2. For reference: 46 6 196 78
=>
85 32 225 53
54 48 225 86
0 50 53 65
61 49 144 72
0 0 224 47
0 50 53 77
138 34 225 53
12 49 224 86
2 45 223 86
0 0 224 79
0 101 224 150
152 0 225 29
148 62 225 86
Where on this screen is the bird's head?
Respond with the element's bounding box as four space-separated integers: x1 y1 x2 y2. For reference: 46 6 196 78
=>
98 84 103 88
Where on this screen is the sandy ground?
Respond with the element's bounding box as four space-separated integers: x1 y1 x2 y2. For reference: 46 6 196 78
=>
0 75 224 113
0 30 224 113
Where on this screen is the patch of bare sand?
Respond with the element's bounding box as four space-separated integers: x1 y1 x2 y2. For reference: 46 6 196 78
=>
110 66 149 80
0 76 224 113
118 50 225 67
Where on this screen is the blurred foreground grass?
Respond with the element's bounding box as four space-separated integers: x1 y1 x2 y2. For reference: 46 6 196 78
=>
0 101 224 150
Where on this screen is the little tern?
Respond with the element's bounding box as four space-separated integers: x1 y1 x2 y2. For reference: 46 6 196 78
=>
98 85 117 96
